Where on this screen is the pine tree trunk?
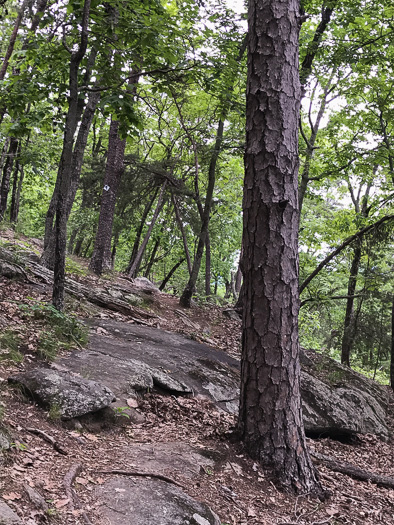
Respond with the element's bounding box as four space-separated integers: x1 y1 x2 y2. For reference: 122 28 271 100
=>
89 119 126 275
239 0 324 496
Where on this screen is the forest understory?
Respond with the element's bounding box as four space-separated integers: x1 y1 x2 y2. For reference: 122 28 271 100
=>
0 229 393 525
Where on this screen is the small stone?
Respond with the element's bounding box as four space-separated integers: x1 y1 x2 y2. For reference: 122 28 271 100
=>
0 501 23 524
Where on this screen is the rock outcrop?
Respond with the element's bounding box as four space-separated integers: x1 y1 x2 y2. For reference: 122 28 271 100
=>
9 368 115 419
97 478 221 525
8 319 389 439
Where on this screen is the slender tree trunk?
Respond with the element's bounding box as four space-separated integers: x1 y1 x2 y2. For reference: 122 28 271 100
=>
89 119 126 275
74 237 83 256
10 134 29 223
171 191 192 275
0 138 10 172
0 0 48 127
9 143 21 221
144 221 166 278
159 258 185 292
52 0 91 311
0 0 30 81
0 137 19 220
128 181 167 278
83 238 92 258
390 296 394 392
127 188 159 274
238 0 323 496
205 233 211 297
341 242 362 366
180 119 224 307
68 227 79 254
298 75 333 213
41 87 100 267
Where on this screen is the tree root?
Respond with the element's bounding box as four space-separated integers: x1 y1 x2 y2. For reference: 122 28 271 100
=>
63 463 93 525
97 468 184 488
311 451 394 489
25 427 68 455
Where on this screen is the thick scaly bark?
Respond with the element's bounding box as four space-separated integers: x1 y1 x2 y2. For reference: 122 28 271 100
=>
238 0 324 496
89 119 126 275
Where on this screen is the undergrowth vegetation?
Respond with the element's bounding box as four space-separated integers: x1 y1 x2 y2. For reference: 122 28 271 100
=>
18 301 88 361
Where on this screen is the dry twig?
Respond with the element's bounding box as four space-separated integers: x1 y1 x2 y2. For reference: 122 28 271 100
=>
25 427 68 455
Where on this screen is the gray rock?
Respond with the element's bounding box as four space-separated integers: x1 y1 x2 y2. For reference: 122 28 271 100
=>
0 501 22 524
124 293 144 306
107 288 124 299
300 348 389 440
58 319 389 438
57 320 238 411
115 442 220 479
25 317 387 440
0 428 10 451
97 478 221 525
9 368 115 420
222 309 241 321
133 277 160 293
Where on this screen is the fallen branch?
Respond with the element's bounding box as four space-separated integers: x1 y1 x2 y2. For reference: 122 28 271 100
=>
311 451 394 489
97 469 184 488
25 427 68 455
0 245 156 323
63 463 93 525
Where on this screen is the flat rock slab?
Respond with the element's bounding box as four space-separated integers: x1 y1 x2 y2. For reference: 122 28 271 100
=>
9 368 115 419
0 501 22 524
116 442 220 479
97 477 220 525
57 319 240 413
23 317 386 439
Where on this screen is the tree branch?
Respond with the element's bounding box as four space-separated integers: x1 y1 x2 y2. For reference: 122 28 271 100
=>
300 215 394 294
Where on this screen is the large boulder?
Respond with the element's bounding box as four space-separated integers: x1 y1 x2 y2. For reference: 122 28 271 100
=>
300 348 389 440
96 478 221 525
8 368 115 420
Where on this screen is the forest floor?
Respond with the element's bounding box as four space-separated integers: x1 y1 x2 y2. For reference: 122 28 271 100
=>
0 229 394 525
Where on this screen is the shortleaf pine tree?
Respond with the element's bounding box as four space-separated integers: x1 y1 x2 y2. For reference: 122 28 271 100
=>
238 0 325 496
